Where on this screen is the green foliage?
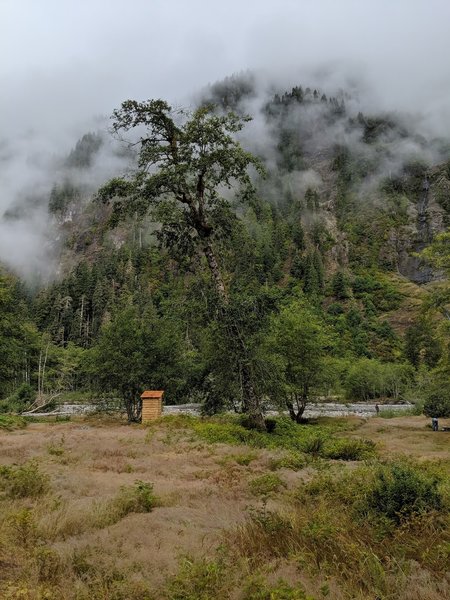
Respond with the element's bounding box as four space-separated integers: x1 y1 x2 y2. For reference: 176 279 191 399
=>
249 473 286 496
405 320 442 368
366 464 443 523
0 415 28 430
351 273 402 311
12 383 36 405
344 358 414 401
48 179 82 214
97 100 264 257
34 546 64 583
331 271 349 299
302 250 324 295
301 435 325 456
242 577 315 600
266 300 333 420
422 230 450 274
113 480 157 514
0 461 49 498
203 72 256 110
228 452 258 466
91 302 186 420
66 132 103 168
1 383 36 413
95 481 158 528
269 451 307 471
166 556 230 600
378 405 422 418
324 438 376 461
157 415 375 463
0 271 39 399
423 380 450 418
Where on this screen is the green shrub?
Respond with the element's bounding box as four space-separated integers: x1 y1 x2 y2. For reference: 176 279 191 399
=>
423 384 450 418
13 383 36 405
242 576 315 600
0 461 49 498
0 415 28 430
133 480 157 511
34 546 63 582
0 384 36 414
378 406 421 418
158 415 373 463
247 506 292 536
7 508 38 547
249 473 286 497
352 274 402 311
302 436 325 456
270 451 308 470
166 556 230 600
366 463 443 523
325 438 376 461
96 480 158 527
230 452 258 466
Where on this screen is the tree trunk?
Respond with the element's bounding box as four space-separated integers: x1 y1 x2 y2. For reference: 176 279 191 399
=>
241 361 266 431
286 392 307 423
201 237 266 430
123 386 142 423
203 239 227 304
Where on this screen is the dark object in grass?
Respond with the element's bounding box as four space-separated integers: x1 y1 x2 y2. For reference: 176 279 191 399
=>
264 418 277 433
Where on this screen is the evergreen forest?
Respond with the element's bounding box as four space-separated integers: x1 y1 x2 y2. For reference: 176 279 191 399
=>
2 75 450 424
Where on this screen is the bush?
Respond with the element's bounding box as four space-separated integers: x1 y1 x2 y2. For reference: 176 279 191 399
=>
34 547 63 583
242 577 314 600
249 473 286 497
166 556 230 600
423 385 450 418
7 508 38 547
230 452 258 466
366 463 443 523
301 436 325 456
0 461 49 498
269 451 308 471
0 383 36 413
96 480 158 527
0 415 27 430
325 438 376 461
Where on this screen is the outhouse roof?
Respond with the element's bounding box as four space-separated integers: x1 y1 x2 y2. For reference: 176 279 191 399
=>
141 390 164 399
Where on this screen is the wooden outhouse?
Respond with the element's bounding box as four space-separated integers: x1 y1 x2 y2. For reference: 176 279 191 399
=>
141 390 164 422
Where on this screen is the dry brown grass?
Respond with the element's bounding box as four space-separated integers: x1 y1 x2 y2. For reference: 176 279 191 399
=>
0 419 268 598
346 415 450 460
0 415 448 599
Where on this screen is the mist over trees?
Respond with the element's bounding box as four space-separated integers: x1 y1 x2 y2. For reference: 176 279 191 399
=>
1 74 450 421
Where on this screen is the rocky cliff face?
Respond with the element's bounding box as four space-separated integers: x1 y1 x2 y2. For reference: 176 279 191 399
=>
8 78 450 291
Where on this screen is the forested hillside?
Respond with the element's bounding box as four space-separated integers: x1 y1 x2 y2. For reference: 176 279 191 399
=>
2 74 450 421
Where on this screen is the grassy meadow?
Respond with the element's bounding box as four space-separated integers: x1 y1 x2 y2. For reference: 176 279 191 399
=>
0 413 449 599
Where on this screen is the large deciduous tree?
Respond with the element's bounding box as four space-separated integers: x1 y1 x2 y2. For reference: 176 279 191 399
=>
97 100 267 428
267 300 331 422
92 303 184 422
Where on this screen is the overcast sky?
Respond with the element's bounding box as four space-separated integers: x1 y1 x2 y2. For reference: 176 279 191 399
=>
1 0 450 139
1 0 450 278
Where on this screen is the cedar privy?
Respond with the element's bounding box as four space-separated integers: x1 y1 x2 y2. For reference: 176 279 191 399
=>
141 390 164 421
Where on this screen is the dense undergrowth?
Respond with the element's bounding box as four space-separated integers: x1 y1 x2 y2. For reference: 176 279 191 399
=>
0 415 28 431
148 414 377 462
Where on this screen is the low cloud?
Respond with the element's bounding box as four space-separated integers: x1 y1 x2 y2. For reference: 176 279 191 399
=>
1 1 449 279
